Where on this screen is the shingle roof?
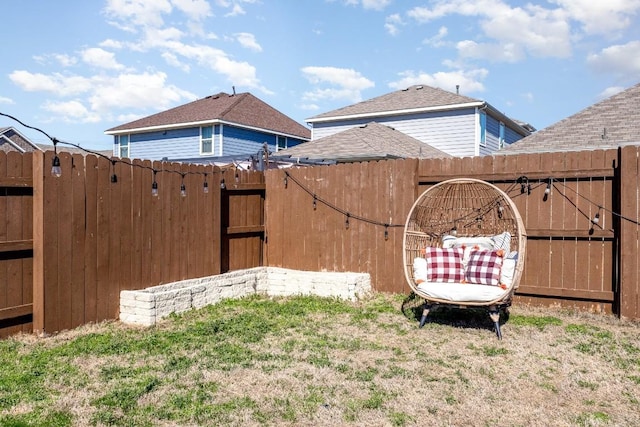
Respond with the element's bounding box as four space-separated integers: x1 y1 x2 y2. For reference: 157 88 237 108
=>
275 121 451 162
306 85 482 122
105 92 311 140
503 82 640 154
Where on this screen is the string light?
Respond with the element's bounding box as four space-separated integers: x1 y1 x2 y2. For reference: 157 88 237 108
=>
313 195 317 210
345 213 350 229
235 169 240 183
592 209 601 225
203 173 209 194
497 201 504 219
384 224 389 241
180 173 187 197
51 155 62 178
151 170 158 197
284 174 288 189
220 178 226 190
51 138 62 178
110 160 118 183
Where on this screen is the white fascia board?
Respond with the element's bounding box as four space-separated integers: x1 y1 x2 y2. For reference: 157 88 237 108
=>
105 119 310 141
305 101 485 124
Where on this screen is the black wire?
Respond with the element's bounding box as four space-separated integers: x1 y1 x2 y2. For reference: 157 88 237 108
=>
284 170 405 228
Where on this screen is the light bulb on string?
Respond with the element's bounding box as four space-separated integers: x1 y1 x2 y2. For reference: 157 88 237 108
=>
180 173 187 197
151 170 159 197
345 213 350 229
235 169 240 183
51 155 62 178
592 210 600 225
203 174 209 194
313 195 317 210
384 224 389 241
110 160 118 183
220 178 226 190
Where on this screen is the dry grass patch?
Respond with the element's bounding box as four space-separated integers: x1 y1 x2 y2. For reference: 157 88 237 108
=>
1 293 639 426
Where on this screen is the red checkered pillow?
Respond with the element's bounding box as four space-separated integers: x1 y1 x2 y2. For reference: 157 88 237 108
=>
425 247 465 282
465 250 503 286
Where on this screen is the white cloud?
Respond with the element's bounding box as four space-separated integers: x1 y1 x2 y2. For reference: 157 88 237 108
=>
407 0 572 61
301 66 375 103
33 54 78 67
0 96 14 104
42 100 101 123
423 26 448 47
171 0 212 20
161 52 191 72
551 0 640 35
100 39 124 49
362 0 391 11
103 0 172 30
388 69 488 94
234 32 262 52
81 48 126 70
168 41 268 91
88 71 196 113
598 86 625 100
9 71 94 96
385 14 403 36
587 41 640 78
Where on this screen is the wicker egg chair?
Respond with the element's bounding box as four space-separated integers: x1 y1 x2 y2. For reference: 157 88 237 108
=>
403 178 526 339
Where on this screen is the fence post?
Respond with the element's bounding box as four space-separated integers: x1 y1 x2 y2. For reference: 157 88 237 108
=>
32 151 45 334
618 146 640 319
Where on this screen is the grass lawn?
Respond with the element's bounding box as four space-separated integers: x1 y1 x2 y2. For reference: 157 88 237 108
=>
1 292 639 427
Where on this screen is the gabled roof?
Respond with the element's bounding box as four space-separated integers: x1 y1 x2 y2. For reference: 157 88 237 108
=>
274 121 451 162
504 82 640 154
105 92 311 140
0 126 42 153
306 84 532 136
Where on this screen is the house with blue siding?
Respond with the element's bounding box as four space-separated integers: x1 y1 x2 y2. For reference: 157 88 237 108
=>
105 91 311 162
306 84 534 157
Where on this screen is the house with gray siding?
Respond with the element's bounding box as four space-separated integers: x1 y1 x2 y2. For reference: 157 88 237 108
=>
0 126 42 153
306 85 534 157
105 91 311 162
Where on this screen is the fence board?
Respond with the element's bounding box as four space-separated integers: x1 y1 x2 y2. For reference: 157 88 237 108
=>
71 153 86 329
84 154 98 322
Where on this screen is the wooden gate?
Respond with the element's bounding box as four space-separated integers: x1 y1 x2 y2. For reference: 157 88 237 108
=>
220 171 266 272
0 152 34 338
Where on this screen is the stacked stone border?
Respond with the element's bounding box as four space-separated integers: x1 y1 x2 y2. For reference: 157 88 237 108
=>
119 267 372 326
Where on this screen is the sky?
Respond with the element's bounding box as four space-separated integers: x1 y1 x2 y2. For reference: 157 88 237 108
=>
1 0 639 151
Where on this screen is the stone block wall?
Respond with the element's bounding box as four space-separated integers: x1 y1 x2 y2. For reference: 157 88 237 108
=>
120 267 371 326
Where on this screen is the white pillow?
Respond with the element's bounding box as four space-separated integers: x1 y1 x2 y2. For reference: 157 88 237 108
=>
500 258 517 287
413 257 428 283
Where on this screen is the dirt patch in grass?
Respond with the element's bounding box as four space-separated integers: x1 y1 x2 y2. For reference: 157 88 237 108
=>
1 293 639 426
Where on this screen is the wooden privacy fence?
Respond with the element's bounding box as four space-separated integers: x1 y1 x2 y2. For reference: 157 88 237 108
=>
265 147 640 319
2 146 640 337
0 150 265 337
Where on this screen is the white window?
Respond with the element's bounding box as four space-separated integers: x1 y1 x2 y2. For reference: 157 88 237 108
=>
499 122 505 149
277 135 287 151
201 126 213 154
119 135 129 158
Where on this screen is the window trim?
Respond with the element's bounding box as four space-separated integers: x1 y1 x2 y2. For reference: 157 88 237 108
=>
200 126 214 155
118 134 129 158
479 110 487 147
277 135 287 151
